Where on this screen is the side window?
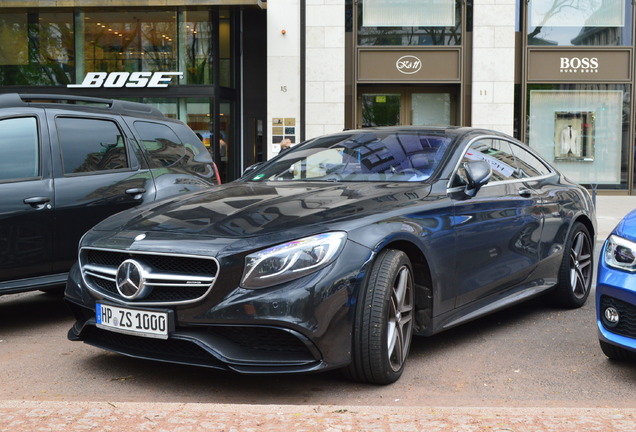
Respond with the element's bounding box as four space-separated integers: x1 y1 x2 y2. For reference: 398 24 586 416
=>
509 143 551 178
0 117 39 181
456 138 517 184
57 117 129 175
134 121 190 169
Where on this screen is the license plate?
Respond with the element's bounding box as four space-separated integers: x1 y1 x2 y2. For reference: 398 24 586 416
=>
96 303 169 339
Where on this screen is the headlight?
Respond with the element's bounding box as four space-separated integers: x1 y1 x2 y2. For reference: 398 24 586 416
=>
604 235 636 272
241 232 347 289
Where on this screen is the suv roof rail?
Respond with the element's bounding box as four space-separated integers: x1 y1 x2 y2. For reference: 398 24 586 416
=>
0 93 165 118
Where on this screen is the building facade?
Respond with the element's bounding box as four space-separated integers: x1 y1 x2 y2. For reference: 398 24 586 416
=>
1 0 634 193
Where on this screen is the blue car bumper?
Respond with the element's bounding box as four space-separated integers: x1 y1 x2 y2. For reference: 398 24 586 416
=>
596 248 636 354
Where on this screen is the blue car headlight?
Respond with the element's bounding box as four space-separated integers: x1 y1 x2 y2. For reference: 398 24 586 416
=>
241 232 347 289
605 235 636 272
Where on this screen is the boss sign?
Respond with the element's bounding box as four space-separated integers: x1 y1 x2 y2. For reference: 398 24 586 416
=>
559 57 599 70
68 72 184 88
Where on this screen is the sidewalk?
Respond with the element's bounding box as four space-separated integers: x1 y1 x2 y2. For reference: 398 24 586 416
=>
1 400 636 432
595 195 636 239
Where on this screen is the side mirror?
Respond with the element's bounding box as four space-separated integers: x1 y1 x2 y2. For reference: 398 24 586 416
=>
464 160 492 197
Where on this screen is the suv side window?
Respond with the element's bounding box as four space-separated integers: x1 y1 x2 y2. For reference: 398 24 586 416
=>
0 117 39 182
56 117 129 175
134 121 192 169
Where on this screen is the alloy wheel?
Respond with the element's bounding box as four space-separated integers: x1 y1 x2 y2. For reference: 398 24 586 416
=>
387 266 414 372
569 230 592 299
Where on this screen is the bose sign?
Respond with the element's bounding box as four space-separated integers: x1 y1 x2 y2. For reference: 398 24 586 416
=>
68 71 183 88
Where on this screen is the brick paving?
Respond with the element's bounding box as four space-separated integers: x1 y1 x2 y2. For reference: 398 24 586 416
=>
1 401 636 432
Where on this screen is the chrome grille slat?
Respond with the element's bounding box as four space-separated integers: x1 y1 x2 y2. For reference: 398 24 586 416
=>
84 270 116 283
145 282 211 288
79 247 219 306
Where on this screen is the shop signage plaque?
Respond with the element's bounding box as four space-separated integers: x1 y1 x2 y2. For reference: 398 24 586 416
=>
527 50 631 82
68 71 183 88
358 49 461 82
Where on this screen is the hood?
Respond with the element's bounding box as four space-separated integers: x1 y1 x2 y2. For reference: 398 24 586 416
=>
93 181 432 238
613 209 636 242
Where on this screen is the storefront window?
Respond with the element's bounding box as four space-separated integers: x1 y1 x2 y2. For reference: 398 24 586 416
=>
528 0 632 46
0 10 74 85
357 0 462 46
527 84 630 189
183 10 213 85
185 98 214 153
83 9 177 74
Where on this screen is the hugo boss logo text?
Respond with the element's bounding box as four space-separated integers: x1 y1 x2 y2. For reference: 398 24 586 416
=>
559 57 599 74
68 71 184 88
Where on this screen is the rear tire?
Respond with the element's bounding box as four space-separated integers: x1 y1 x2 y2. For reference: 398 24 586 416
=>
346 249 414 385
600 340 636 361
552 222 593 308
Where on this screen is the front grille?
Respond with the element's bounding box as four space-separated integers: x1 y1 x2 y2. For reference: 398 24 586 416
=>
80 247 219 306
600 295 636 339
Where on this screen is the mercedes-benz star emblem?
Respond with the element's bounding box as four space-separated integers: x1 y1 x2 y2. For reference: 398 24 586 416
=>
116 259 149 300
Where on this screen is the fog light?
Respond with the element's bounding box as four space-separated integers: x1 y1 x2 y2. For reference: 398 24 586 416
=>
604 307 620 327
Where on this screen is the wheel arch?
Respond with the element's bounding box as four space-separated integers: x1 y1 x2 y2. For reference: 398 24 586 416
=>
375 239 433 335
573 214 595 241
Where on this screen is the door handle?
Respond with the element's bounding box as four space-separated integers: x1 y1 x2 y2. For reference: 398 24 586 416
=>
518 188 533 198
125 188 146 199
23 196 52 209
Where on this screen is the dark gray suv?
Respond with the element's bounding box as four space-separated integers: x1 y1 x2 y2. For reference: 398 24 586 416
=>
0 93 219 295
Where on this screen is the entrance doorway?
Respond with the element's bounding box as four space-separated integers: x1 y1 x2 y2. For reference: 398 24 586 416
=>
357 86 459 128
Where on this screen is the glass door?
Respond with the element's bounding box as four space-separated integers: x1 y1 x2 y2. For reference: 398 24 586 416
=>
360 92 401 127
357 86 458 128
411 92 452 126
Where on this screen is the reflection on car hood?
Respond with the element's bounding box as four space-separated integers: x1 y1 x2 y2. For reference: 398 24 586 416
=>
93 181 432 238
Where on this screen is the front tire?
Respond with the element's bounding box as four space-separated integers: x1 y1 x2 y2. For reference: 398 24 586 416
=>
552 222 593 308
347 249 414 385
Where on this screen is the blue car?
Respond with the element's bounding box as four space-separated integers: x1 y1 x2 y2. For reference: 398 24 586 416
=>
597 209 636 361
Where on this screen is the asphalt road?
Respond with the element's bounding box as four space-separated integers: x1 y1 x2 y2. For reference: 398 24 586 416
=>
1 247 635 410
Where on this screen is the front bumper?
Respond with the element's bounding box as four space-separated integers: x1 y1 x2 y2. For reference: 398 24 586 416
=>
596 258 636 354
65 240 373 374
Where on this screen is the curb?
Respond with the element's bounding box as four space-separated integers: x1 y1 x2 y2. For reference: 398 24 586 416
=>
2 401 636 432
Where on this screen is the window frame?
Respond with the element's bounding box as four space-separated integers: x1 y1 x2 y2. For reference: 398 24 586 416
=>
449 135 555 189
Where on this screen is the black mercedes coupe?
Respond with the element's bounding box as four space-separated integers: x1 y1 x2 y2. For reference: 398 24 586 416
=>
65 127 596 384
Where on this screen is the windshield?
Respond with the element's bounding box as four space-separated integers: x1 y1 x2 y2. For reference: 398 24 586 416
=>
248 131 452 182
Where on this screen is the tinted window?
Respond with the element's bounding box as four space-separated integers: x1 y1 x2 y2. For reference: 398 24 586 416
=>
57 117 128 175
456 139 551 185
461 139 517 182
248 132 452 182
134 121 192 168
0 117 39 181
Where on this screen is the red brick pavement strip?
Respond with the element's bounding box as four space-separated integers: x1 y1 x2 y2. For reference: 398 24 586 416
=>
1 401 636 432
